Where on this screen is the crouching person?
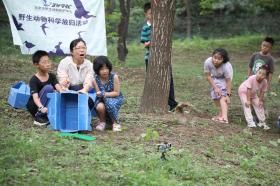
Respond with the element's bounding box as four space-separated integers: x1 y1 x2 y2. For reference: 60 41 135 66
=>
238 65 270 130
92 56 124 132
27 50 62 126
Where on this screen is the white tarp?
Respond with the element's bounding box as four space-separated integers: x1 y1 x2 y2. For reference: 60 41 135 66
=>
3 0 107 56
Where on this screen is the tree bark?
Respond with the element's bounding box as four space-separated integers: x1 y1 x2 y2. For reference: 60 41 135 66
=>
139 0 176 113
185 0 192 38
117 0 131 63
106 0 116 14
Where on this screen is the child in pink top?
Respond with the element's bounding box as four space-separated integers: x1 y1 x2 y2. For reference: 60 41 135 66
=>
238 65 270 129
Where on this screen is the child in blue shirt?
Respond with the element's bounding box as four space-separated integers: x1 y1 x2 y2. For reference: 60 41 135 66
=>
92 56 124 132
140 2 152 69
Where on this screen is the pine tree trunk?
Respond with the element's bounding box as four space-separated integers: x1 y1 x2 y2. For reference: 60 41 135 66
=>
117 0 131 63
139 0 176 113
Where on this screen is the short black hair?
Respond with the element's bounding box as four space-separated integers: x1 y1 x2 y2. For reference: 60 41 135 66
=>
93 56 113 75
69 38 86 52
32 50 49 64
212 48 229 63
144 2 151 13
258 64 270 76
259 64 269 72
263 37 274 46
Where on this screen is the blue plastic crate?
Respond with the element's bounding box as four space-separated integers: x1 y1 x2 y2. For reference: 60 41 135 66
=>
47 91 96 132
88 93 97 117
7 81 30 109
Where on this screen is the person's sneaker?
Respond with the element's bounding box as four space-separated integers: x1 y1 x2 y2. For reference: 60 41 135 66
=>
263 124 270 130
248 122 257 128
257 122 264 127
34 114 49 126
257 122 270 130
112 123 122 132
169 102 179 112
95 122 106 131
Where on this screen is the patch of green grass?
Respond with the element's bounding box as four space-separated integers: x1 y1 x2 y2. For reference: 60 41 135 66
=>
173 34 280 54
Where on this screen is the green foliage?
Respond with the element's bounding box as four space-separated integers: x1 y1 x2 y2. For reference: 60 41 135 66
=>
127 7 144 41
141 128 159 142
173 34 280 52
105 11 120 43
200 0 280 15
199 0 216 15
255 0 280 12
240 157 258 171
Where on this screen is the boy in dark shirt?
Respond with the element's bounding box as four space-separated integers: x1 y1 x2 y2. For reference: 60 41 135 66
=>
27 50 62 126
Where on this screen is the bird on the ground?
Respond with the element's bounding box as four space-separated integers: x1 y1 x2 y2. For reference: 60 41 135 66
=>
23 41 35 54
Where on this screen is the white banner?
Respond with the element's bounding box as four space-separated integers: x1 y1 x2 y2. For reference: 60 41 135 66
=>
3 0 107 56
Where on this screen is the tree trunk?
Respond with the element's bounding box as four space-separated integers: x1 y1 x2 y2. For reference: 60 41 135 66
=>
106 0 116 14
139 0 176 113
185 0 192 38
117 0 131 63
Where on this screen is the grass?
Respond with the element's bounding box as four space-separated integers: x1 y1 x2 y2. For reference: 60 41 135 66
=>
1 24 280 185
